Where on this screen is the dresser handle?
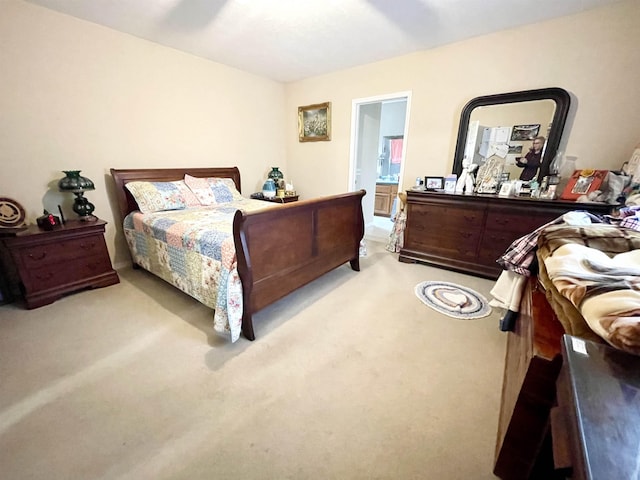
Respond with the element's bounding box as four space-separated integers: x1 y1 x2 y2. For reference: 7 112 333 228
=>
80 242 96 250
35 271 54 281
461 232 473 238
463 215 476 222
28 252 46 261
495 219 509 225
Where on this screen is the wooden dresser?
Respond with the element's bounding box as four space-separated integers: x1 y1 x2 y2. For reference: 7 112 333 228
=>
493 277 565 479
552 335 640 480
0 219 119 308
399 191 613 279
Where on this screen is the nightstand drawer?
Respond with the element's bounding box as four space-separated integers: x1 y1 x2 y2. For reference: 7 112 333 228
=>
21 254 113 292
16 236 105 268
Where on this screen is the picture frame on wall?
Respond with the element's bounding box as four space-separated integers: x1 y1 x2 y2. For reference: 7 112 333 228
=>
510 124 540 141
298 102 331 142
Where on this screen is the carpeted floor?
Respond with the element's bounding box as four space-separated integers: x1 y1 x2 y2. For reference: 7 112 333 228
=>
0 240 505 479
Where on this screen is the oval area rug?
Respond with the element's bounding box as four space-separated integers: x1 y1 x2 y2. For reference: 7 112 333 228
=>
415 281 492 319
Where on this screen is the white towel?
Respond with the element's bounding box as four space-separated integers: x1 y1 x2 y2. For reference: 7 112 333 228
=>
490 270 527 311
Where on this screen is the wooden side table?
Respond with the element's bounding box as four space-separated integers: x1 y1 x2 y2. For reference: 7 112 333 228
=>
0 219 119 308
260 195 299 204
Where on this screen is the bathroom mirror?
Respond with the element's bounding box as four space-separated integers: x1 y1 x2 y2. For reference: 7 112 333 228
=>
452 87 571 183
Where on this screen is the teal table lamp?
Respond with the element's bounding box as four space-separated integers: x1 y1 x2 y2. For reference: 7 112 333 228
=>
58 170 96 221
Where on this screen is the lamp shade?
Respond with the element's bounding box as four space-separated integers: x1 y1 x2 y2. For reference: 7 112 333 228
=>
58 170 95 192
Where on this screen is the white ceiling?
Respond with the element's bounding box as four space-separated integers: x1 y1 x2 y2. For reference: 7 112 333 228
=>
26 0 622 83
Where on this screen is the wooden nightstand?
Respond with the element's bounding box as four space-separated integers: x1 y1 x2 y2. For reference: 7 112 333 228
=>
259 195 299 204
0 219 119 308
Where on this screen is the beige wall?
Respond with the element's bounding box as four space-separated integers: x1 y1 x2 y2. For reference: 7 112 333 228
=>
2 0 639 268
0 1 286 267
285 0 640 199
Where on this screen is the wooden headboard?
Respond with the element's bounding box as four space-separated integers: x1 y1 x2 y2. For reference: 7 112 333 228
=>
110 167 241 221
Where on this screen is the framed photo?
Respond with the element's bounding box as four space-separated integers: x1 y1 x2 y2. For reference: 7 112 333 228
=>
510 124 540 141
298 102 331 142
498 182 513 197
560 169 608 200
444 174 457 194
425 176 444 191
508 145 523 154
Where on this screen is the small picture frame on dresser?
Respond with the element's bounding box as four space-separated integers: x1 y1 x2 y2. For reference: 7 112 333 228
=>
444 174 457 194
425 176 444 191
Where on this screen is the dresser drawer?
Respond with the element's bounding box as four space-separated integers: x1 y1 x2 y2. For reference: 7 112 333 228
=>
485 209 556 235
405 224 481 259
21 254 113 292
408 202 484 230
478 228 522 263
14 235 106 268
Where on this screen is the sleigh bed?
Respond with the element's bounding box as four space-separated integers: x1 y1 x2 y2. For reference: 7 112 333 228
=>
110 167 365 342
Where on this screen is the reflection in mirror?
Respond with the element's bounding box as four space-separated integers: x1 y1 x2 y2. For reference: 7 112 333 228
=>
452 88 570 185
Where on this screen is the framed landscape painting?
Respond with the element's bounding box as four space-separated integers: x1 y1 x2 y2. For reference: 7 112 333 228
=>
298 102 331 142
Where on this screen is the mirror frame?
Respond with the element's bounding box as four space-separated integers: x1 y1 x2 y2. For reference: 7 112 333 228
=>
452 87 571 183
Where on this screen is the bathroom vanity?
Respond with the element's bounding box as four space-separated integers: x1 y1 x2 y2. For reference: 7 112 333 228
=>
374 181 398 217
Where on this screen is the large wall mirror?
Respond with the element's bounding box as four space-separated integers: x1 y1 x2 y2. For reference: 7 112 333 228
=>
452 87 571 184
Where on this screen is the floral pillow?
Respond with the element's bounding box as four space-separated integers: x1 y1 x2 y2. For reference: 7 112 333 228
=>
125 180 201 213
183 174 217 206
184 174 243 204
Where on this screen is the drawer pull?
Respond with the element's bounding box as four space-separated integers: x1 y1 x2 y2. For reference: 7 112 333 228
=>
461 232 473 239
35 271 54 281
80 242 96 250
463 215 476 222
28 252 46 261
494 218 509 226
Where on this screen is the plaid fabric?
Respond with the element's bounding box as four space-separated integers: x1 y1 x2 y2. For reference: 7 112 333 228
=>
621 216 640 231
497 211 604 276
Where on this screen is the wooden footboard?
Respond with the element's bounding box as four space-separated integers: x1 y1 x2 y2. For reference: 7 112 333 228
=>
233 190 365 340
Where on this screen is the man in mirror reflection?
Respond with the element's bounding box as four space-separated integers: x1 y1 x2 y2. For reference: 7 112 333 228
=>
515 136 545 181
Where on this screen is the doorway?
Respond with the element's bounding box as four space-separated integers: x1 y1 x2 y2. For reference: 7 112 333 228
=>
349 92 411 243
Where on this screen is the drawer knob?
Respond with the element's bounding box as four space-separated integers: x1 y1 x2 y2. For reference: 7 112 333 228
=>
28 251 46 261
463 215 476 222
461 232 473 239
80 242 96 250
495 219 509 226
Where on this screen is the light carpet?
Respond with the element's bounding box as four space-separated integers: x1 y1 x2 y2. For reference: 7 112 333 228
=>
0 240 505 479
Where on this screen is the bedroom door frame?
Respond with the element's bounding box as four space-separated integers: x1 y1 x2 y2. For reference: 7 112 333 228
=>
348 91 412 228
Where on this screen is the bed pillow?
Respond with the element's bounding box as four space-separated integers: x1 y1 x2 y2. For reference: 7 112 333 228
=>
125 180 201 213
184 174 243 204
183 174 217 205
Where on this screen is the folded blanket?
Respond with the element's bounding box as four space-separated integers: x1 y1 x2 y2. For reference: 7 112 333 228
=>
545 241 640 355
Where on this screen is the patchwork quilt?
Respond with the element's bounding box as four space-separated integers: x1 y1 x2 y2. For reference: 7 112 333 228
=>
123 199 276 342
